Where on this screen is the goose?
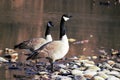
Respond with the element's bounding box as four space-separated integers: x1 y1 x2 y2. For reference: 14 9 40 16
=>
26 14 72 72
14 21 54 52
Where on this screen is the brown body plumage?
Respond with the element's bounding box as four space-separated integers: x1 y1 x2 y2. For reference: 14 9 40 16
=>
27 14 72 72
14 21 54 52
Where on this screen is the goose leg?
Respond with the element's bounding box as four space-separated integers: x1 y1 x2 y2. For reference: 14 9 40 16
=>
51 61 54 72
46 57 54 72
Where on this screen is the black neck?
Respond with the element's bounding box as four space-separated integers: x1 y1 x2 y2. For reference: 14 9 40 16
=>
60 18 66 39
45 25 51 37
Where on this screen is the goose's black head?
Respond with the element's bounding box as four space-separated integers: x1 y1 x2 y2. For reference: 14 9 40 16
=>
62 14 72 21
47 21 54 27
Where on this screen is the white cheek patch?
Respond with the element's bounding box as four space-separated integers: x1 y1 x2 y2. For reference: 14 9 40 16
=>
47 23 51 27
63 16 70 21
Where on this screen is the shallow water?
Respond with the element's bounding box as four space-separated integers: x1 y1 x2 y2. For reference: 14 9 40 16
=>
0 0 120 79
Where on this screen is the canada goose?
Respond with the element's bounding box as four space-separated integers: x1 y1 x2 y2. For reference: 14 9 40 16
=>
27 14 71 72
14 21 54 52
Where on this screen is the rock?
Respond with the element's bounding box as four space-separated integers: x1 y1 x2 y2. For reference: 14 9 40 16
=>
57 64 66 68
92 56 98 59
101 69 110 74
0 57 8 62
59 68 71 76
107 60 115 66
67 61 79 69
92 76 105 80
38 71 48 75
87 66 101 71
80 60 95 67
39 74 50 80
107 75 120 80
97 72 109 79
79 66 87 71
71 69 83 76
113 63 120 69
52 75 72 80
73 75 86 80
102 62 112 69
84 74 93 79
107 71 119 75
33 74 40 80
107 71 120 78
69 56 78 60
83 70 97 77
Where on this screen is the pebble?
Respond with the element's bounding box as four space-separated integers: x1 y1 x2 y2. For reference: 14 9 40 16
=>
107 75 120 80
73 75 86 80
92 76 105 80
0 57 8 62
1 55 120 80
71 69 83 76
97 72 109 79
87 66 101 71
83 70 97 77
113 63 120 69
52 75 72 80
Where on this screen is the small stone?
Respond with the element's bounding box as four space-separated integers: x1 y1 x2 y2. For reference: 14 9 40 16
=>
107 60 115 66
107 71 119 75
92 76 105 80
92 56 98 59
80 60 95 67
87 66 101 71
83 70 97 77
107 75 120 80
67 61 79 69
38 71 48 75
71 69 83 76
0 57 8 62
57 64 66 68
84 74 93 79
113 63 120 69
102 62 112 69
74 75 86 80
107 71 120 78
97 72 108 79
53 75 72 80
33 74 40 80
59 68 71 75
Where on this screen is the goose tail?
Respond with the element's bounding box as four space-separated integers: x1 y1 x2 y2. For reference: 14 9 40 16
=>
14 44 20 49
26 51 39 60
14 42 28 49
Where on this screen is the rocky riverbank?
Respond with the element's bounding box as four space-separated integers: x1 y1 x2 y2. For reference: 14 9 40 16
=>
1 57 119 80
0 48 120 80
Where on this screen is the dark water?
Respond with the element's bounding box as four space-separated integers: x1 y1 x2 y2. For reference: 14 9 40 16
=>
0 0 120 79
